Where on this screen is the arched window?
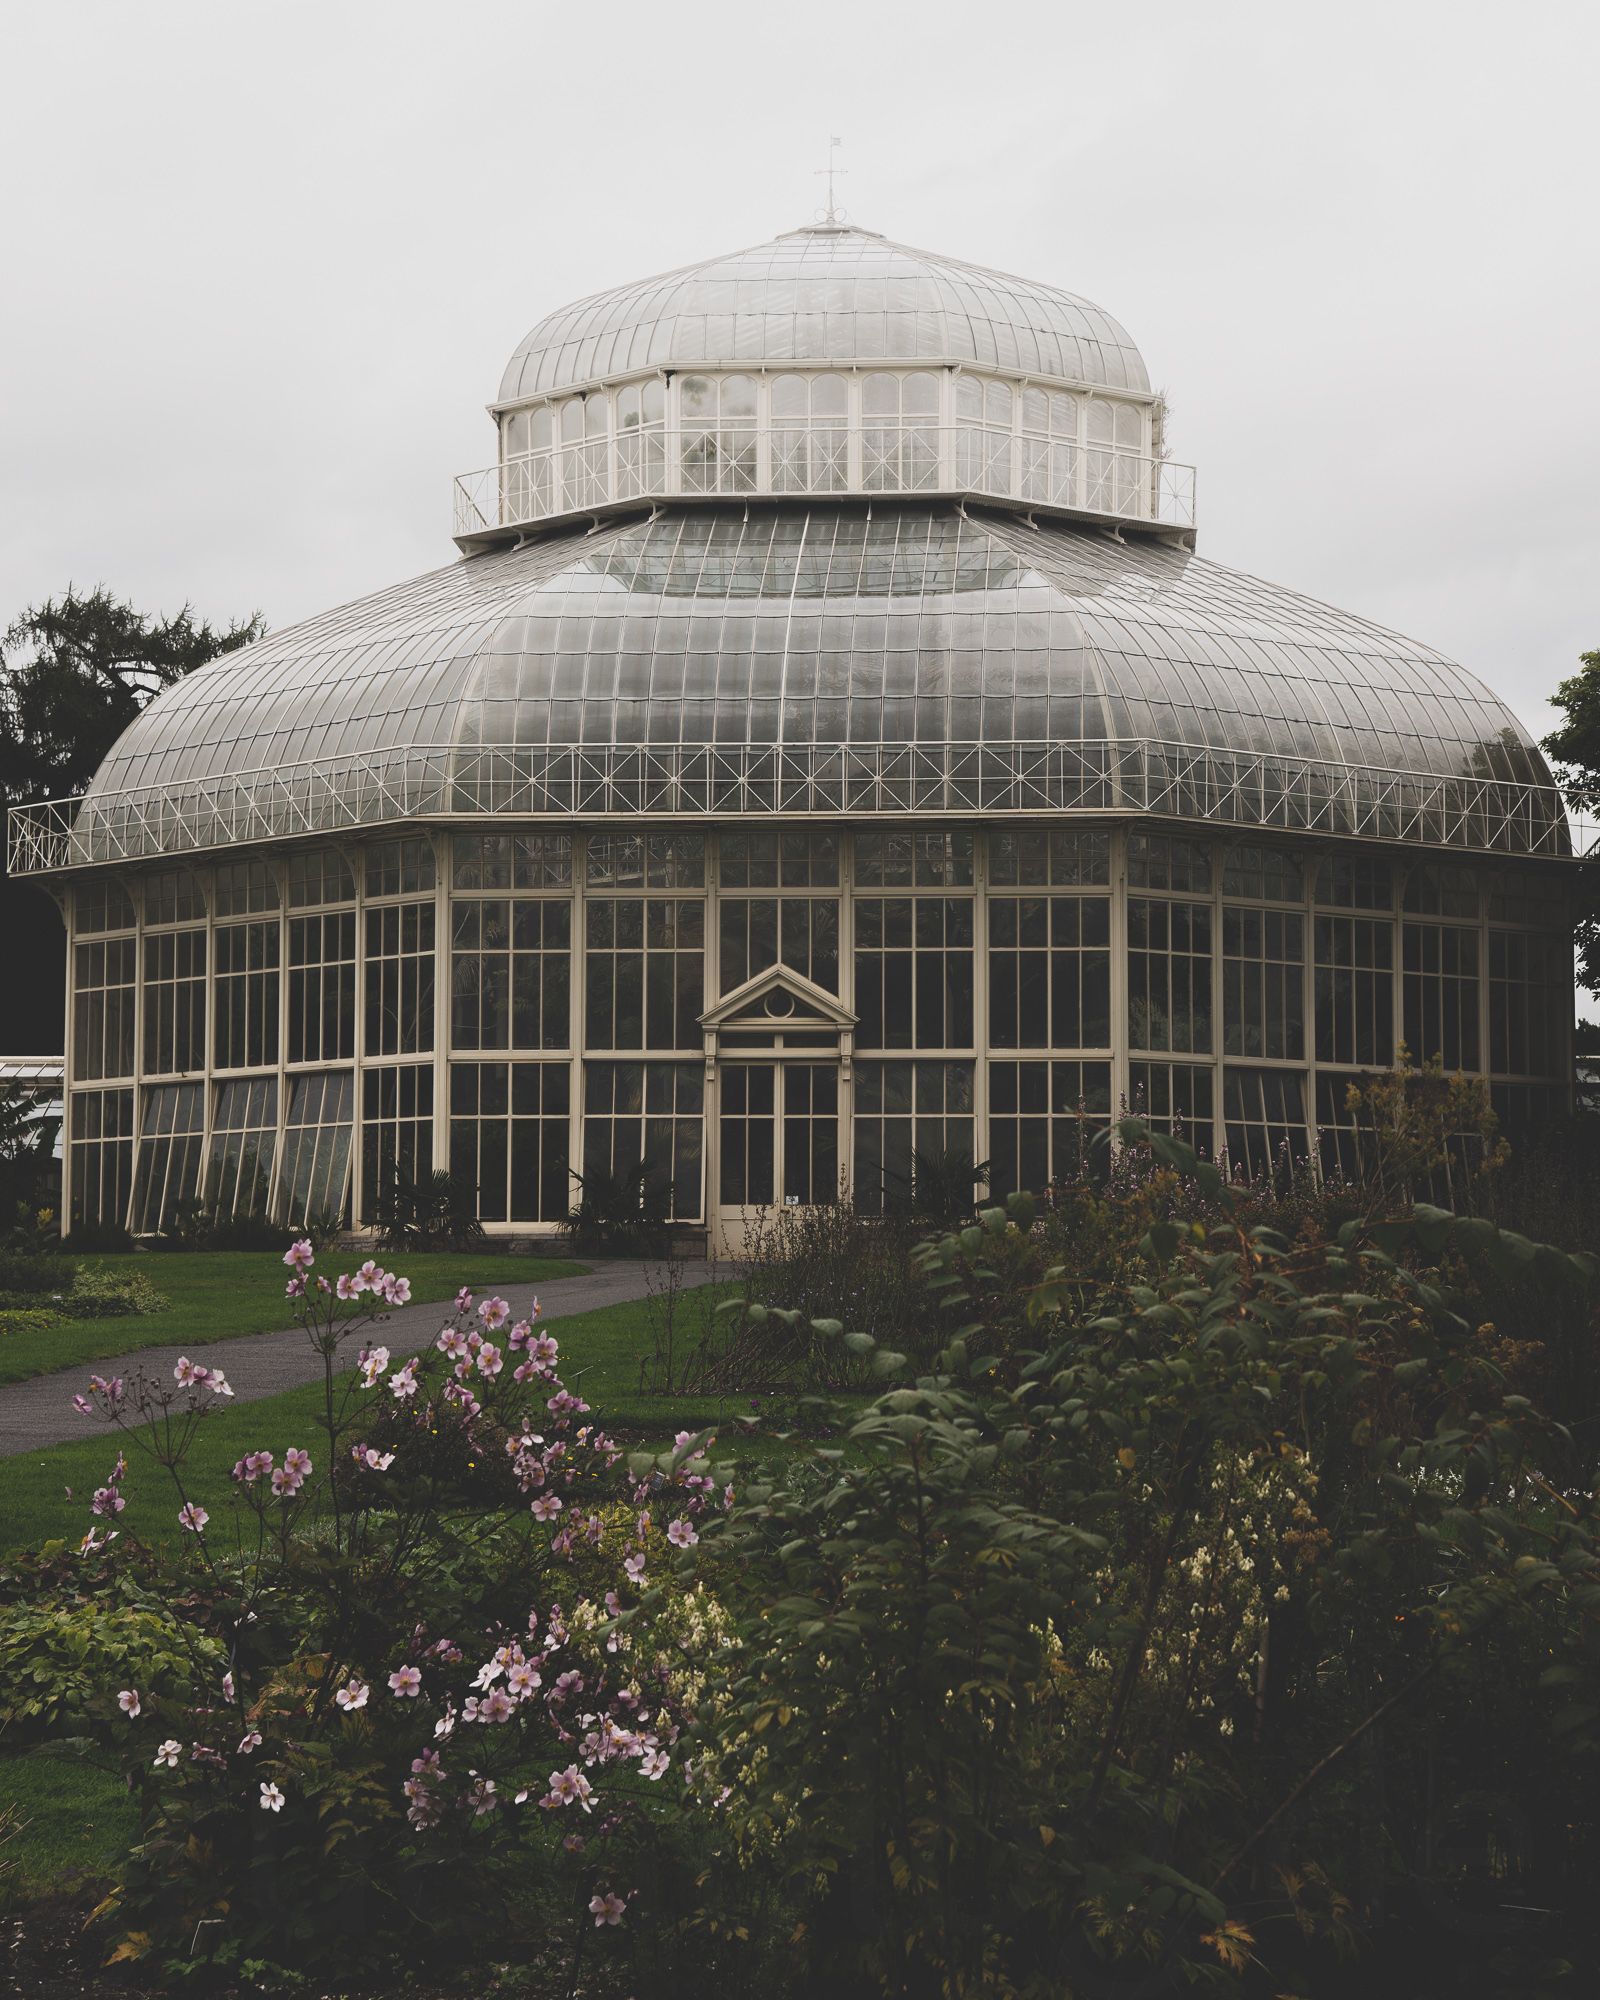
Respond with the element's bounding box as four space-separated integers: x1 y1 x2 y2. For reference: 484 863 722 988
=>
770 373 848 493
579 392 611 505
680 374 757 495
861 371 940 492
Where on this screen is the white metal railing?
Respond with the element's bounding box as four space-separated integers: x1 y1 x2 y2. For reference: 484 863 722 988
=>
8 737 1575 877
453 421 1197 540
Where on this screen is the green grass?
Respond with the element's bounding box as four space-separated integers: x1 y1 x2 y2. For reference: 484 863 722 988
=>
0 1287 777 1553
0 1745 137 1912
0 1249 588 1387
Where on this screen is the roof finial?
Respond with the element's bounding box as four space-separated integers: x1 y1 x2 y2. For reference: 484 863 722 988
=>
813 135 848 226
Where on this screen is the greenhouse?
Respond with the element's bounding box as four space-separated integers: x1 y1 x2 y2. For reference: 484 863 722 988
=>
8 221 1575 1250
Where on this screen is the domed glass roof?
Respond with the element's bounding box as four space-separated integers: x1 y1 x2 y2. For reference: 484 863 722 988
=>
70 508 1564 861
496 225 1152 404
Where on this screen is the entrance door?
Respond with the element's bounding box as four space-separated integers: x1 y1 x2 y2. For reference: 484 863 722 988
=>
715 1062 839 1257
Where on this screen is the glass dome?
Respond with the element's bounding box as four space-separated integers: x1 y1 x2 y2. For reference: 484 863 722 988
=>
63 507 1565 862
497 224 1152 402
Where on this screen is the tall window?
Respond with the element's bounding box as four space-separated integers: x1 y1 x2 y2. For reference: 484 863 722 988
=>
1129 1060 1215 1151
69 1088 134 1231
143 930 207 1074
1489 930 1567 1076
73 936 136 1080
680 374 757 494
854 899 974 1049
988 897 1111 1048
1222 907 1304 1060
451 900 571 1048
1403 924 1480 1071
361 1067 436 1220
365 903 435 1056
449 1064 569 1223
1314 915 1393 1067
1223 1069 1307 1183
582 1064 704 1219
988 1059 1111 1196
1128 900 1211 1054
854 1062 975 1215
214 922 280 1070
279 1071 354 1223
131 1083 204 1233
584 901 704 1049
1018 387 1082 508
207 1078 277 1216
288 913 356 1063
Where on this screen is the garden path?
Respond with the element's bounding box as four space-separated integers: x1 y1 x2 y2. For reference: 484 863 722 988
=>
0 1260 703 1458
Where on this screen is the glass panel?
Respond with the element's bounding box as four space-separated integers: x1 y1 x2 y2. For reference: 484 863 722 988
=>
448 1062 569 1223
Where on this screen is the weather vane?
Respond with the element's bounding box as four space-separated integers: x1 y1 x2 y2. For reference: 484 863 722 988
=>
814 136 848 225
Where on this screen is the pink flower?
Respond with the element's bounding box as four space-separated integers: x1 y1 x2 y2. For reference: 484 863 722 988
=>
383 1275 412 1306
178 1503 209 1534
454 1287 473 1312
271 1466 304 1498
531 1494 563 1522
479 1296 511 1331
221 1672 234 1703
153 1739 181 1768
589 1892 626 1926
389 1360 419 1400
480 1688 515 1724
174 1356 201 1387
285 1277 304 1298
358 1345 391 1385
436 1327 469 1359
210 1370 234 1398
283 1239 314 1271
351 1444 395 1470
233 1449 273 1483
259 1781 285 1812
91 1486 125 1518
336 1273 362 1300
357 1260 382 1287
552 1669 584 1701
72 1394 93 1416
476 1343 504 1380
507 1660 541 1697
544 1765 592 1809
238 1730 262 1755
335 1679 370 1711
117 1689 141 1717
531 1332 559 1368
388 1666 422 1698
508 1320 532 1350
623 1552 647 1584
666 1517 698 1549
639 1747 670 1781
283 1447 312 1480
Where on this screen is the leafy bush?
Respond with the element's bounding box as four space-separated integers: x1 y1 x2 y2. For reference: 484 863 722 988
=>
567 1159 674 1257
59 1265 169 1320
157 1200 286 1252
61 1216 135 1253
0 1305 63 1339
0 1596 224 1743
64 1244 724 1983
688 1125 1600 1995
373 1165 487 1252
0 1252 76 1295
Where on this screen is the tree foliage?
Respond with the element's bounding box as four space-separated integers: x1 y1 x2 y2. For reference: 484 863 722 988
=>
0 586 263 804
1541 645 1600 992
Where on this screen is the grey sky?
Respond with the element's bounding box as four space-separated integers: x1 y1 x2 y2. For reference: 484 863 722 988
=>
1 0 1595 755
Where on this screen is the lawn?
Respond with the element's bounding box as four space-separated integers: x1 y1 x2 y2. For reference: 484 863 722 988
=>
0 1285 774 1553
0 1248 588 1387
0 1745 136 1913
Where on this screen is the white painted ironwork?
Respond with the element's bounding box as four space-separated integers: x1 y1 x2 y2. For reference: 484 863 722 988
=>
9 736 1574 879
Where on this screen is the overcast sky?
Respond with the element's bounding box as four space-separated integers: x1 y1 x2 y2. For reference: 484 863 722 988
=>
1 0 1596 752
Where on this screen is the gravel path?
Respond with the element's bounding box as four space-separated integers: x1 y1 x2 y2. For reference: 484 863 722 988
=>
0 1262 702 1459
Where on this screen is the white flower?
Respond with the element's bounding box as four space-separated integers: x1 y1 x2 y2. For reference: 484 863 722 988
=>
259 1782 285 1812
153 1739 182 1769
335 1679 370 1711
117 1689 141 1718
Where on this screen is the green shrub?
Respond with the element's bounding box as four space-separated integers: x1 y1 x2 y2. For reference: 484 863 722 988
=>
61 1217 134 1253
0 1253 76 1295
0 1596 224 1743
61 1266 169 1319
0 1306 64 1339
